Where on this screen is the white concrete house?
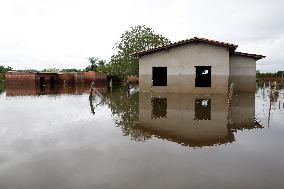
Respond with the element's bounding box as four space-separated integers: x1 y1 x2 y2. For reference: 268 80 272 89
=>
132 37 265 93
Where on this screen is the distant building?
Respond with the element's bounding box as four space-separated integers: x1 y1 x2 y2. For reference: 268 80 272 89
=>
132 37 265 93
4 71 107 96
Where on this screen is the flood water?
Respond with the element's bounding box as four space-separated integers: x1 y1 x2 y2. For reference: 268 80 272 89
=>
0 83 283 189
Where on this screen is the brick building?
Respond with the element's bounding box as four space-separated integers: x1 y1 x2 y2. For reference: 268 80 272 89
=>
4 71 107 96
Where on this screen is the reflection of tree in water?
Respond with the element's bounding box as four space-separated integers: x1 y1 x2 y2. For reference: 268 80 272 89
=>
0 81 4 94
97 86 152 142
89 87 265 147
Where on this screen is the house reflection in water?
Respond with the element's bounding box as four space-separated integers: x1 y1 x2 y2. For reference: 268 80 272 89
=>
5 81 107 96
4 71 107 96
139 92 262 147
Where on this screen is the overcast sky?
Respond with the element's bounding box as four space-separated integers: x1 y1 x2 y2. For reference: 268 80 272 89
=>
0 0 283 72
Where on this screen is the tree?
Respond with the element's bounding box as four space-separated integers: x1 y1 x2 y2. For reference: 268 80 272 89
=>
85 57 108 72
86 57 99 71
109 25 170 81
95 60 111 74
61 68 81 72
42 68 60 72
276 71 284 77
92 86 151 141
0 65 13 81
0 65 12 73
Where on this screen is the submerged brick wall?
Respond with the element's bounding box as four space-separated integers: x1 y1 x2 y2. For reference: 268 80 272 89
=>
57 73 75 86
4 71 108 96
4 71 107 94
82 72 96 83
5 72 37 88
34 73 58 88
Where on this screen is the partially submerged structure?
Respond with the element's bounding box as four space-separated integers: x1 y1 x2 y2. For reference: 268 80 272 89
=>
4 71 107 96
132 37 265 93
138 92 262 147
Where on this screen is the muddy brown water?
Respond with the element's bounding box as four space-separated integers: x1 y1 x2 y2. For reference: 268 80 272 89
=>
0 84 283 189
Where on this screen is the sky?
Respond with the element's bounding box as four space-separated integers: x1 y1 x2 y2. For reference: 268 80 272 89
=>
0 0 283 72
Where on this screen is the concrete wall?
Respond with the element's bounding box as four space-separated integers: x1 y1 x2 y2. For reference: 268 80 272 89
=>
229 55 256 93
228 92 261 130
139 43 230 93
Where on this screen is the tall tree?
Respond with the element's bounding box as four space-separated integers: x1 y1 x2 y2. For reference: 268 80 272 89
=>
86 57 108 72
0 65 13 81
0 65 12 73
109 25 170 81
86 57 99 71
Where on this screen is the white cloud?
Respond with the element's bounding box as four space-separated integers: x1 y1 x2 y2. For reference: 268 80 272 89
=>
0 0 283 72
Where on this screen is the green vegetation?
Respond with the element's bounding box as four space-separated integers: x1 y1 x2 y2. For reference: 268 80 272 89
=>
41 68 82 72
88 25 170 81
42 25 169 81
41 68 60 72
61 68 82 72
106 25 170 81
91 86 151 141
0 65 13 80
0 65 13 94
2 25 169 83
0 81 4 94
41 57 107 73
6 25 284 85
85 57 107 72
257 70 284 79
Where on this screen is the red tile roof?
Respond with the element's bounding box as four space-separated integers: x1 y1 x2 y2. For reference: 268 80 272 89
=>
230 51 266 60
131 37 238 57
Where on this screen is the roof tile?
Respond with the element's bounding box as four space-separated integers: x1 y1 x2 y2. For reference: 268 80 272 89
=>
131 37 238 57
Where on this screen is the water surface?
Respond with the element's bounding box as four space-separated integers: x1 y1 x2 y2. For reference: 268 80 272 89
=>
0 84 283 189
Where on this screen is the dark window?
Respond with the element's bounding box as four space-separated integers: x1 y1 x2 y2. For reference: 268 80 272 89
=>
152 97 167 119
195 66 211 87
39 77 45 93
50 77 55 90
152 67 167 86
194 99 211 120
40 77 45 86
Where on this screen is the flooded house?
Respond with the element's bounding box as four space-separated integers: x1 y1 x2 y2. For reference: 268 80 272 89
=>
133 37 265 93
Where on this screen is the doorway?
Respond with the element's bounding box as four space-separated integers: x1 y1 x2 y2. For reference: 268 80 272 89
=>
50 77 55 90
40 77 45 93
40 77 45 86
152 67 167 86
195 66 211 87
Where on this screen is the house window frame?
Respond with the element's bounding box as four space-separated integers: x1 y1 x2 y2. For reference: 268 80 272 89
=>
152 67 167 86
195 66 212 88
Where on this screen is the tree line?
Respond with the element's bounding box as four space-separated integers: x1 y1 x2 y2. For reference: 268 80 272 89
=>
2 25 282 83
0 66 13 81
257 70 284 79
